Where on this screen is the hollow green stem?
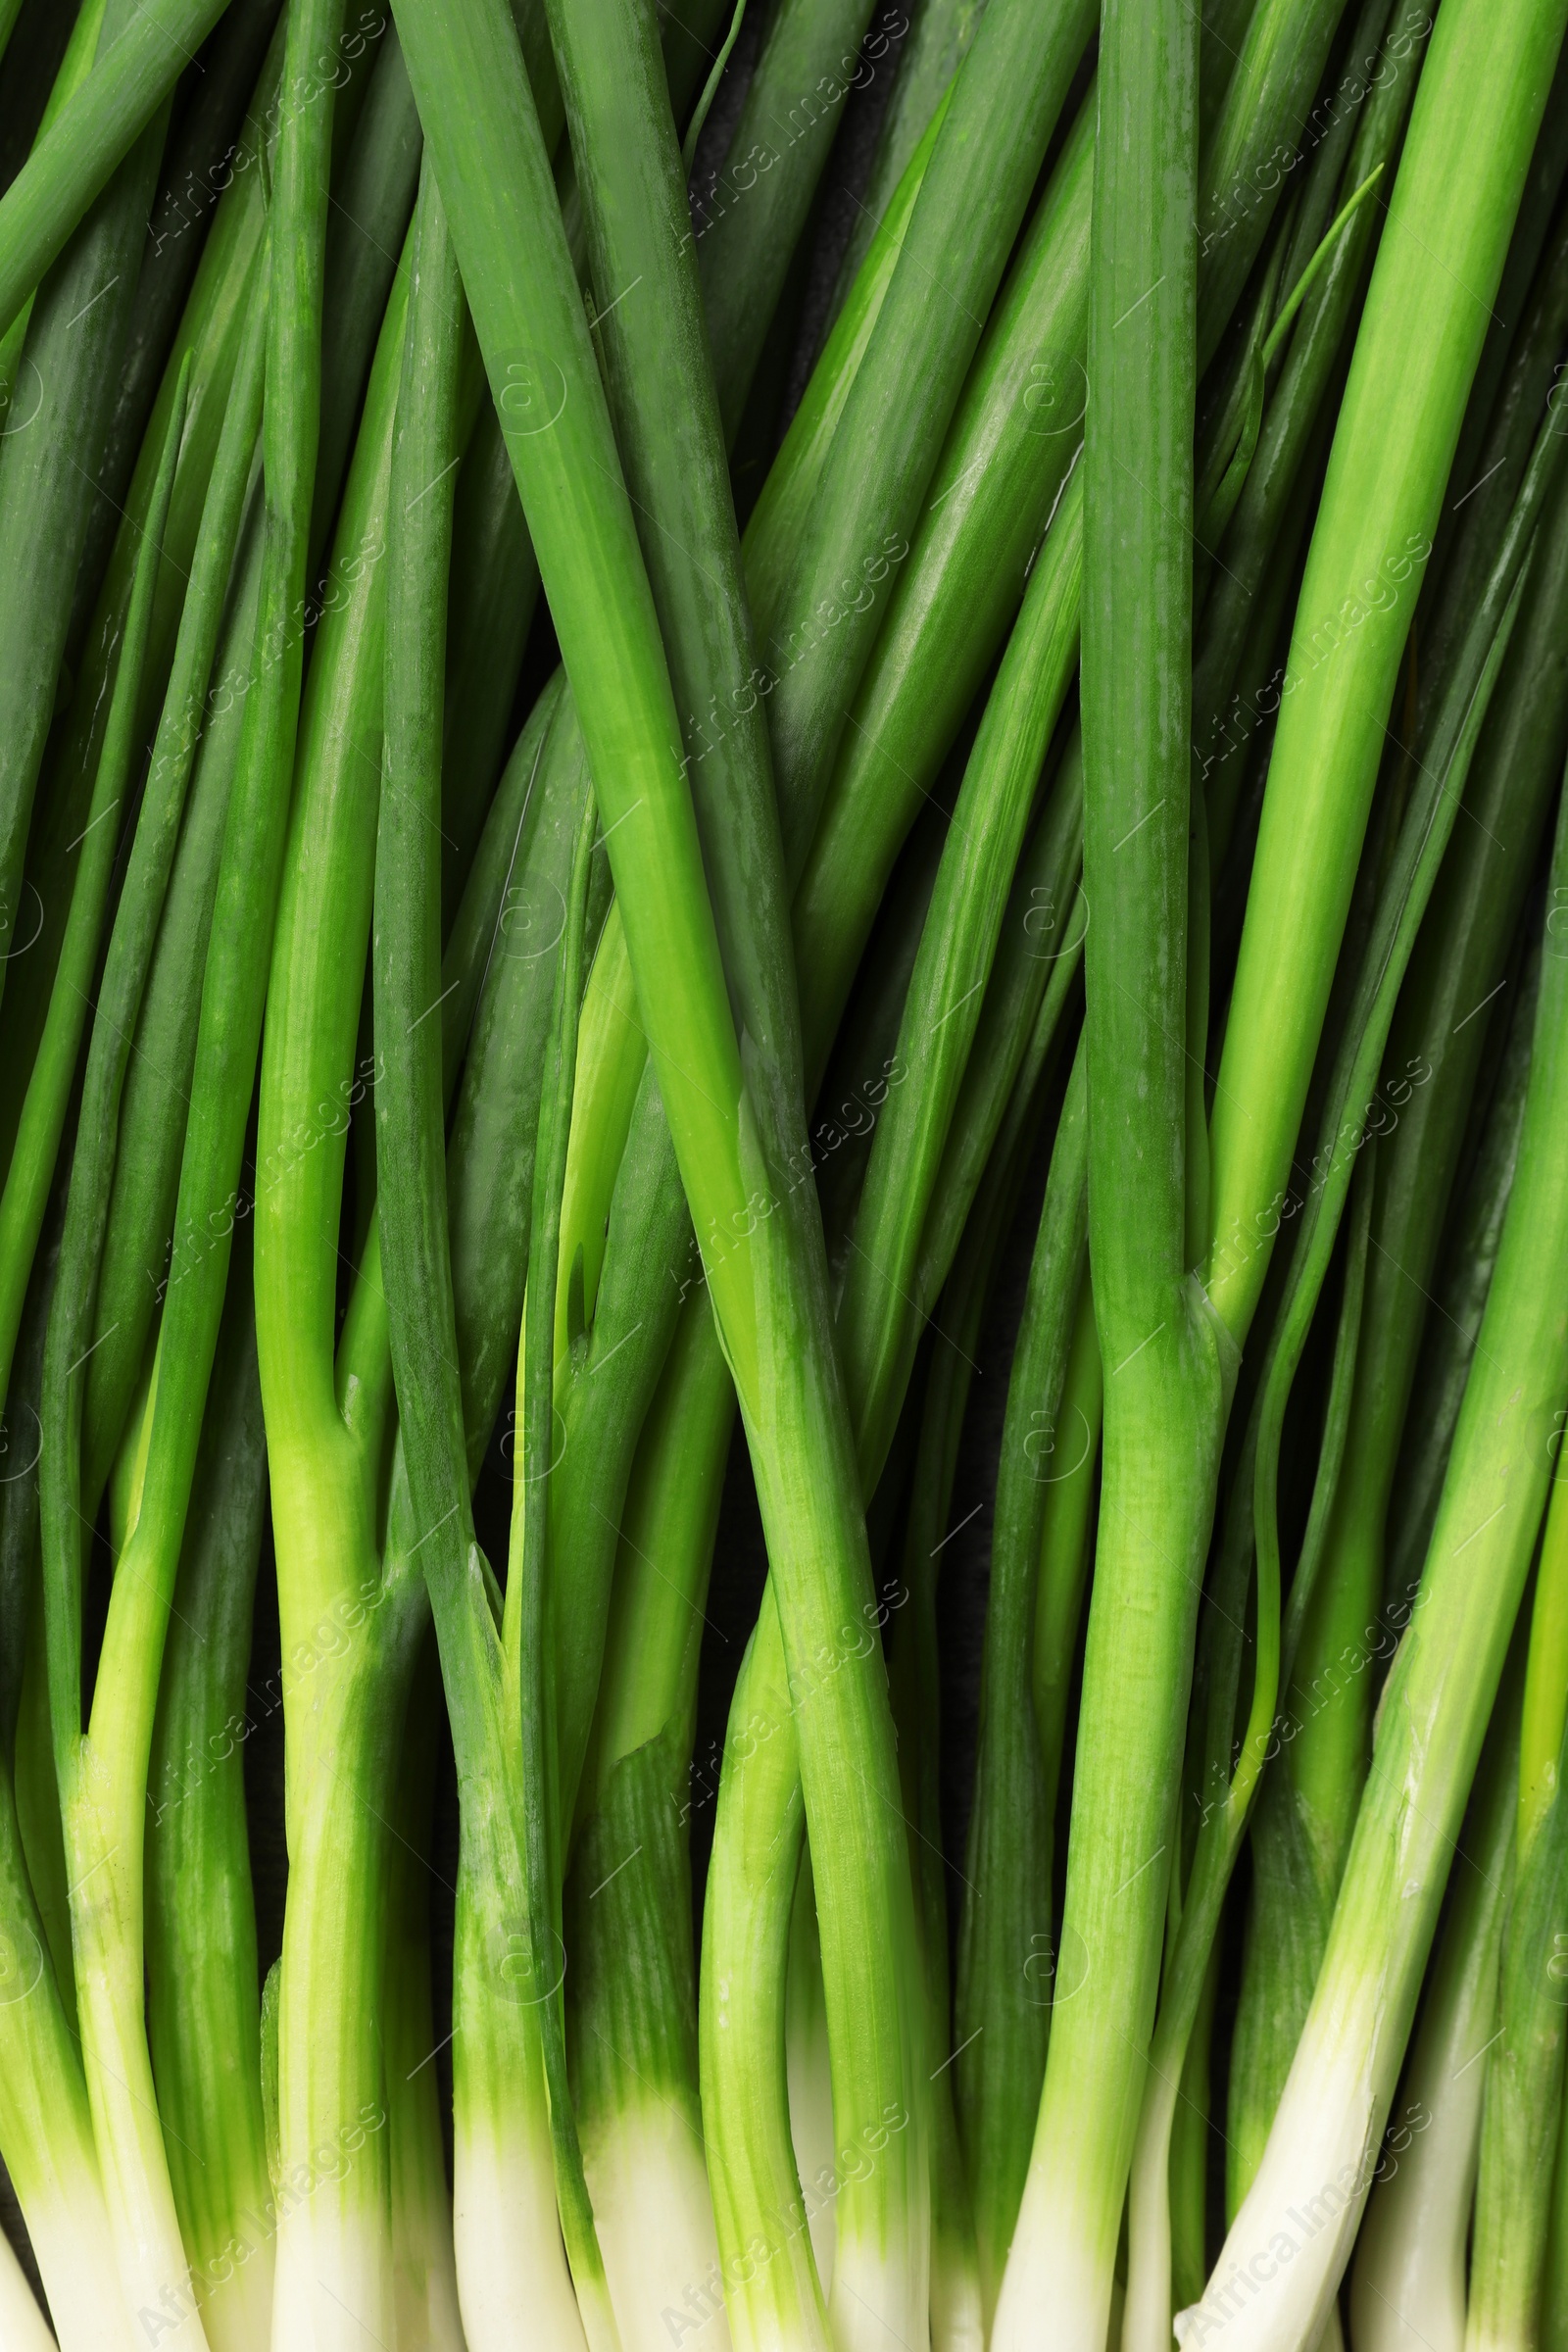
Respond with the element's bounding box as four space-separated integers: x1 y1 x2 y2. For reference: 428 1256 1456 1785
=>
1204 0 1568 1346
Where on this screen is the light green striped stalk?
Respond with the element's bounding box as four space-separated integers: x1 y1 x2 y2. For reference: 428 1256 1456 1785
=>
145 1237 273 2352
1188 789 1568 2350
1030 1271 1102 1840
549 67 951 1378
834 466 1082 1481
0 0 232 339
1196 0 1349 365
991 7 1226 2348
0 1752 130 2349
23 281 267 2352
694 0 902 445
1194 0 1425 859
790 85 1091 1052
1349 1651 1522 2352
1383 965 1541 1623
32 375 202 2352
1135 337 1564 2350
374 166 595 2352
382 1650 466 2351
1228 419 1568 2216
824 0 986 322
268 639 578 2352
0 0 167 1019
254 228 412 1838
0 6 273 1189
44 0 339 2333
760 0 1094 858
78 23 426 1510
0 0 107 428
743 82 950 645
1466 1473 1568 2349
701 1621 829 2352
955 1052 1088 2321
569 1299 733 2352
255 196 430 2352
396 10 932 2350
1204 0 1568 1348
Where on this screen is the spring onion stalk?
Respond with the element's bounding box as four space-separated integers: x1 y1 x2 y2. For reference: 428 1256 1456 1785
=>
1383 956 1541 1621
1416 201 1568 749
833 458 1081 1474
69 0 286 671
269 661 580 2352
0 0 108 457
1348 1650 1524 2352
447 686 595 1480
35 266 264 1614
678 743 1086 2349
1121 1143 1373 2352
1466 1474 1568 2348
254 221 412 1833
1194 0 1423 828
253 189 442 2349
442 397 541 919
548 20 952 1393
560 766 940 2352
0 1749 131 2349
608 556 1082 2352
1030 1259 1102 1835
693 0 898 445
41 0 337 2332
2 1240 74 2039
1129 349 1564 2347
145 1233 273 2352
314 18 423 559
742 82 950 646
0 0 393 1180
885 1154 1028 2352
0 0 168 1008
375 164 596 2352
382 1648 466 2352
701 1617 827 2352
547 0 954 2317
760 0 1094 855
1203 0 1568 1349
514 0 946 1388
1227 425 1568 2211
1195 0 1350 367
0 338 172 1403
568 1301 734 2352
1185 768 1568 2345
80 29 442 1511
955 1052 1088 2321
31 357 196 2346
0 1184 125 2352
0 0 233 342
824 0 986 327
0 38 273 1178
15 282 264 2352
517 787 621 2352
697 744 1083 2337
990 2 1228 2343
1433 54 1568 602
546 42 951 1374
399 15 945 2352
802 0 1359 1073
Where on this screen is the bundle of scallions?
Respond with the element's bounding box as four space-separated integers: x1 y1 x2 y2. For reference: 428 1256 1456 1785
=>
4 0 1568 2345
